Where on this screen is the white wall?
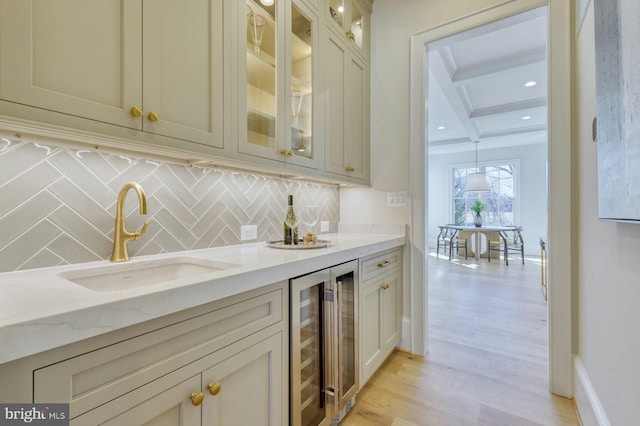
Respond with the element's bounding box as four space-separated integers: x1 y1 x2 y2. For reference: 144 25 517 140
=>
574 2 640 424
427 144 548 255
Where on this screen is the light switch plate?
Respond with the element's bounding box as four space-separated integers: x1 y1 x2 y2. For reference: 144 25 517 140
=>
241 225 258 241
320 221 329 233
387 191 407 207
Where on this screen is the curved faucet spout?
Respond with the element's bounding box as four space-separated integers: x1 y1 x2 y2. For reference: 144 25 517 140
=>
111 182 149 262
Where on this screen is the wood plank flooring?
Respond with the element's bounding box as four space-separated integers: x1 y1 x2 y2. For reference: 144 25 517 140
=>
341 251 579 426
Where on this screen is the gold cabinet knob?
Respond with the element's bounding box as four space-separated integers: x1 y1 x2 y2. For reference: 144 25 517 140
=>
280 149 294 157
381 283 390 290
345 166 355 173
130 106 143 117
148 111 160 122
190 391 204 406
208 382 221 396
377 260 390 268
346 31 355 41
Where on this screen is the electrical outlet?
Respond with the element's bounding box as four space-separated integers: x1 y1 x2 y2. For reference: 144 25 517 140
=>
240 225 258 241
320 221 329 233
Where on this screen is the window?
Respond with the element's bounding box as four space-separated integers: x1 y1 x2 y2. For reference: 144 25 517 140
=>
453 163 516 225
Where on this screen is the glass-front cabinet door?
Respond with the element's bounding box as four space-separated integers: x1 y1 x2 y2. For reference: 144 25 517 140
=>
240 0 318 169
290 1 314 161
325 0 368 58
244 0 278 153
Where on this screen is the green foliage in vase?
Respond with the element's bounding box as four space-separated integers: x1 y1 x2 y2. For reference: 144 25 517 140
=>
470 200 486 214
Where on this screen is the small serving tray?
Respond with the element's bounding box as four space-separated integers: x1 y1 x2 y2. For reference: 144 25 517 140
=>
266 239 331 249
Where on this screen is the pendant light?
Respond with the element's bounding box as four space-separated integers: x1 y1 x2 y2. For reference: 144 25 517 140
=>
463 141 490 193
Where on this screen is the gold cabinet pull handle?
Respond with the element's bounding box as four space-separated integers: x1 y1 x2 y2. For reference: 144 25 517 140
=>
208 382 221 396
130 106 143 117
345 166 355 173
280 149 294 157
381 283 390 290
148 111 160 122
377 260 390 268
190 391 204 406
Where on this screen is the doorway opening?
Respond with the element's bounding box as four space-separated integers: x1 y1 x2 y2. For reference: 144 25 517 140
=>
409 0 572 397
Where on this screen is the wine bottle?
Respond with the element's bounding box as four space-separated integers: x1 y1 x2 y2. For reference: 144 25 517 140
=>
284 195 298 245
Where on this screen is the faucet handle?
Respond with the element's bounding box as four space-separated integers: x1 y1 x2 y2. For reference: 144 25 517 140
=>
139 222 149 236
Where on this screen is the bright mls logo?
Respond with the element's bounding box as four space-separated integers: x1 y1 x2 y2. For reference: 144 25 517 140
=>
0 404 68 425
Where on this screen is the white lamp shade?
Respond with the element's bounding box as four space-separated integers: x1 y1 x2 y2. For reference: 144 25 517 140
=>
464 172 490 192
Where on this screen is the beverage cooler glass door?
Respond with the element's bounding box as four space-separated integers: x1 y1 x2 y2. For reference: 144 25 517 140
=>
290 269 331 426
331 260 359 411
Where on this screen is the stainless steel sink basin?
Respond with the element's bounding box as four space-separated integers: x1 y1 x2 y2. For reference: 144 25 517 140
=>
58 257 238 292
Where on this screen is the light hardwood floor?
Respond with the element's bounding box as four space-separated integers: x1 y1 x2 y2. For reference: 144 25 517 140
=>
342 251 579 426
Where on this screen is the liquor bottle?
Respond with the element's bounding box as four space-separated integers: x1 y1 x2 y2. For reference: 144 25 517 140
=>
284 195 298 245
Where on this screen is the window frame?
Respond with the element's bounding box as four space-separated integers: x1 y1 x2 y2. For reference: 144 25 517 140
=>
449 158 521 226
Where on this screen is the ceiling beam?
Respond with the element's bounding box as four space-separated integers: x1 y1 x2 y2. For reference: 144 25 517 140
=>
429 49 480 141
470 97 547 118
452 47 546 87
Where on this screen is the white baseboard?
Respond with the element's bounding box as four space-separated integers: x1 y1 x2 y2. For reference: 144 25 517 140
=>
573 355 610 426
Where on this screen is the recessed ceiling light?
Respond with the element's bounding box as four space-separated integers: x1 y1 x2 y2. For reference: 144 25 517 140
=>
522 115 532 120
437 126 446 130
525 81 537 87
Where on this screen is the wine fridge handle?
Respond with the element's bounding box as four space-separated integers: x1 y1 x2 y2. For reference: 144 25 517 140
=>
324 287 335 404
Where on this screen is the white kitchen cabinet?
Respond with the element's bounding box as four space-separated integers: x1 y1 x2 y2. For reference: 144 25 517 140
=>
238 0 320 170
359 249 402 385
323 28 370 182
0 0 223 149
0 283 287 425
73 331 282 426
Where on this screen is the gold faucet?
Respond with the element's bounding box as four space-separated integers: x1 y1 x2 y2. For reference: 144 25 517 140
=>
110 182 149 262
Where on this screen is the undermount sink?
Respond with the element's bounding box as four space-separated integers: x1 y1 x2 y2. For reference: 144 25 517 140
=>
58 257 238 292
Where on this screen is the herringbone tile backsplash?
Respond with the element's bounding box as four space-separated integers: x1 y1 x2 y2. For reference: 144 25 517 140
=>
0 139 339 273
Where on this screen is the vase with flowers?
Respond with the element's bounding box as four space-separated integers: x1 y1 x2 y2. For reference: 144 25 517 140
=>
470 200 486 227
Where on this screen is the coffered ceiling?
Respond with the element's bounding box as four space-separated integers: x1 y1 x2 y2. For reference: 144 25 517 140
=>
427 7 548 155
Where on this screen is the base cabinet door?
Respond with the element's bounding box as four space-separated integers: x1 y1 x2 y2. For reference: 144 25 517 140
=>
359 249 402 385
360 278 383 380
202 332 283 426
95 375 202 426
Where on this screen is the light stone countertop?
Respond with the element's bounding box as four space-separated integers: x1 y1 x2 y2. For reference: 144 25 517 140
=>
0 232 405 364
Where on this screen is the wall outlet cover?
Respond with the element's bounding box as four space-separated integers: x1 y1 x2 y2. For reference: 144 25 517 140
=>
320 221 330 232
241 225 258 241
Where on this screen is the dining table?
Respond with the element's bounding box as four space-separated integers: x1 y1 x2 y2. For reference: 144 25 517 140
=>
445 225 521 260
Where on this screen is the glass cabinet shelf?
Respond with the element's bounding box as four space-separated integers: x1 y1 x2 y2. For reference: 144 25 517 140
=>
247 50 276 95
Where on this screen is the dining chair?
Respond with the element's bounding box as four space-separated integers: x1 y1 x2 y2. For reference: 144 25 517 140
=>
436 226 450 258
488 227 524 265
437 225 467 260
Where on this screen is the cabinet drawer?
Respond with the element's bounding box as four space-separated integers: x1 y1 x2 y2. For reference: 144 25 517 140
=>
34 288 283 419
360 249 401 283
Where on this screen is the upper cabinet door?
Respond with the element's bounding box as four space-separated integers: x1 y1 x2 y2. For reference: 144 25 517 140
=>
288 0 319 168
142 0 224 148
239 0 319 169
0 0 142 129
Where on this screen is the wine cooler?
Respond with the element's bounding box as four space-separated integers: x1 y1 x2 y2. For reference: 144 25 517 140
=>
290 260 359 426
